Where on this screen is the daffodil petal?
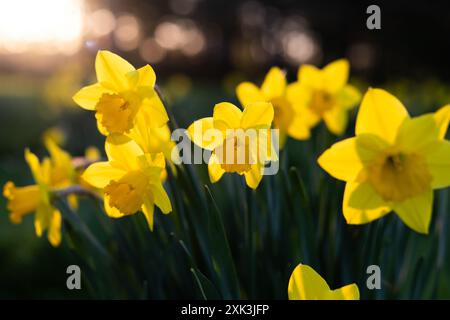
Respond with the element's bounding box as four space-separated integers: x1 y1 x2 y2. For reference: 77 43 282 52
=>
95 50 135 91
187 117 223 150
105 136 143 171
34 204 51 238
288 264 331 300
336 84 361 109
322 59 349 93
25 149 43 185
434 104 450 139
139 93 169 128
261 67 286 100
424 140 450 189
241 101 274 129
236 82 265 107
136 64 156 88
318 138 363 181
286 116 310 140
141 195 155 231
208 153 225 183
328 284 360 300
355 88 409 144
82 162 125 189
322 106 348 135
396 114 440 153
393 190 433 234
297 65 322 89
213 102 242 131
47 208 62 247
72 83 111 110
149 183 172 214
318 135 386 182
343 181 391 224
244 164 263 189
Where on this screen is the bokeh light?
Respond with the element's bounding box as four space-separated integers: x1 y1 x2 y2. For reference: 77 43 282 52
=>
0 0 85 55
113 14 141 51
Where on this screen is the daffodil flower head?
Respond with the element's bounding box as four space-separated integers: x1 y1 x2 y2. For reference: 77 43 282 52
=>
237 67 309 147
318 88 450 234
287 59 361 135
73 50 169 135
82 136 172 230
288 264 359 300
3 149 62 247
187 101 276 189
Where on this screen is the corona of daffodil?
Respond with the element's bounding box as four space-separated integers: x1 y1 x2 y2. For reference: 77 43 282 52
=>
3 149 65 247
72 50 168 135
82 137 172 230
237 67 309 147
288 264 359 300
287 59 361 135
187 102 275 189
318 88 450 234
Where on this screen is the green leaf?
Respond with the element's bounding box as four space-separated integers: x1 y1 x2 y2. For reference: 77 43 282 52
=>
204 185 240 299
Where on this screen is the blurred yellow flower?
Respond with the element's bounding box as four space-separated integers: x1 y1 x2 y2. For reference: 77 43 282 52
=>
72 50 168 135
187 101 274 189
287 59 361 135
81 137 172 230
318 88 450 234
3 150 63 247
44 137 79 210
288 264 359 300
237 67 309 147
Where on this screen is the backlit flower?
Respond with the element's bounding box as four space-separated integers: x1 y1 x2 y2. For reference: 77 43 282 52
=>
236 67 309 147
73 50 169 135
318 88 450 234
81 137 172 230
287 59 361 135
187 102 275 189
3 149 64 247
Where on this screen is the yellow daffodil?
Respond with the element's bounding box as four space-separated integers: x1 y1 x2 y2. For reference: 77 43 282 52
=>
72 50 168 135
288 264 359 300
111 104 179 181
318 88 450 234
3 150 63 247
237 67 309 147
187 101 274 189
44 136 81 209
287 59 361 135
81 137 172 230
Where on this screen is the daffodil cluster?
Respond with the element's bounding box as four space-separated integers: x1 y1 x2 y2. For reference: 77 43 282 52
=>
73 51 174 230
237 59 361 147
3 50 450 300
3 140 78 246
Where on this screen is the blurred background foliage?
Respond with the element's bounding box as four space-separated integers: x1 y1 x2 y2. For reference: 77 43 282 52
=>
1 0 450 299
